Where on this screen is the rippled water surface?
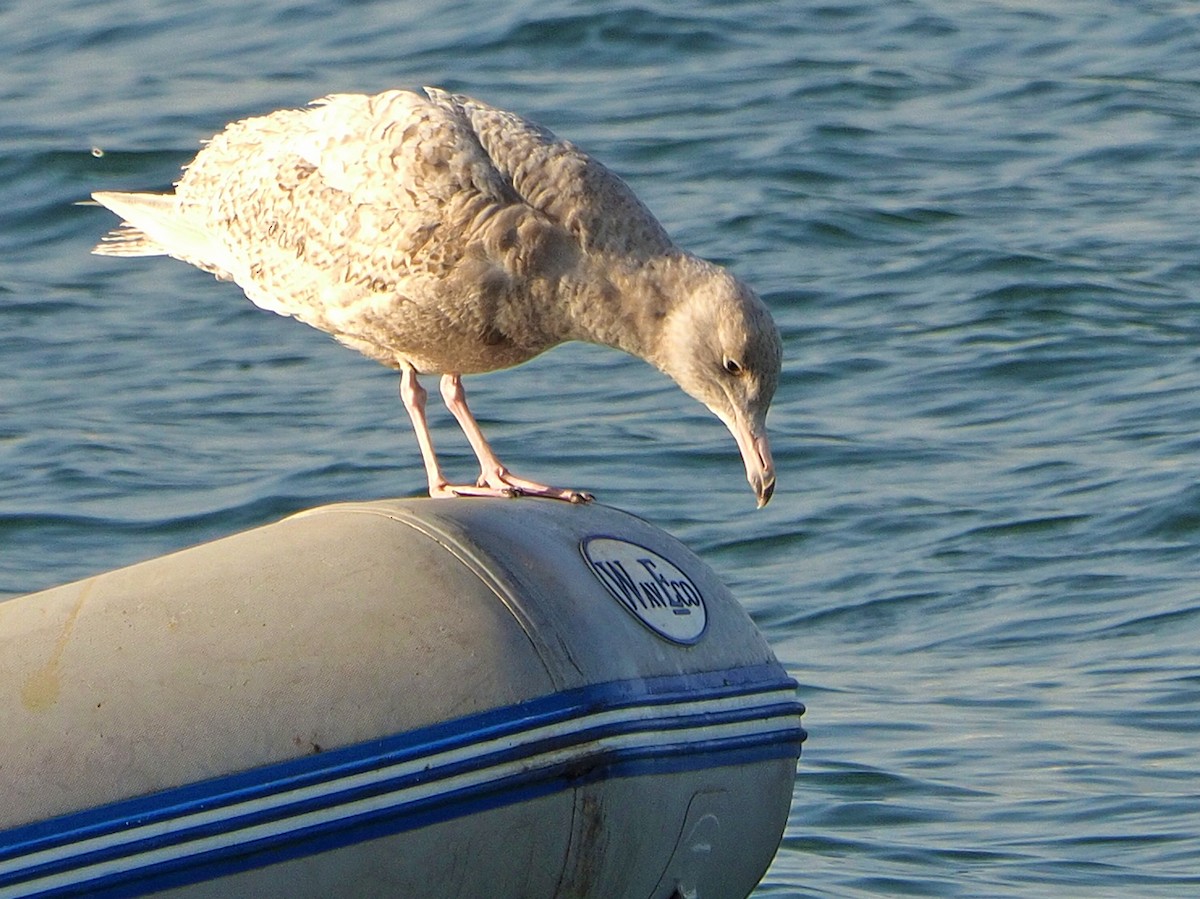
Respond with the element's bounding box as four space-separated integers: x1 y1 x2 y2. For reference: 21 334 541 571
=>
4 1 1200 895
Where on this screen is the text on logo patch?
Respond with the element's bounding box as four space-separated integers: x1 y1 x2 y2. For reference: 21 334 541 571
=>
580 536 707 644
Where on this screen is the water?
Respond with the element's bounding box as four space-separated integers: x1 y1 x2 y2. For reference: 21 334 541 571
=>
3 0 1200 895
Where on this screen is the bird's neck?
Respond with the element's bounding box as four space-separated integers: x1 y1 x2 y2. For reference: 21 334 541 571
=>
560 252 698 367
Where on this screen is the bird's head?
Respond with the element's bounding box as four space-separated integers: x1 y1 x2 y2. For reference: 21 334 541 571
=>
657 263 781 507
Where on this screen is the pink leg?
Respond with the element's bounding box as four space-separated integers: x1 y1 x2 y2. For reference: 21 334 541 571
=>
398 368 519 499
439 373 594 503
398 367 449 497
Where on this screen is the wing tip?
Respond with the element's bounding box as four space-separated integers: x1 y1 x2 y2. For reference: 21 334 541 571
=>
89 191 174 257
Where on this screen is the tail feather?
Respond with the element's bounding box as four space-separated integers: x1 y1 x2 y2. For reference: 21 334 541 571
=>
93 223 167 257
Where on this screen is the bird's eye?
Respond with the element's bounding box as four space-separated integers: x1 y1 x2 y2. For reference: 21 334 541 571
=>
723 357 743 376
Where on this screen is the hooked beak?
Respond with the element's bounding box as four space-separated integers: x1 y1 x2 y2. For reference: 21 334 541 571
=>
720 412 776 508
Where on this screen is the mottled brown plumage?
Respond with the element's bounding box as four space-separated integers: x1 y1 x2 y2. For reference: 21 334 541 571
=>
93 88 780 505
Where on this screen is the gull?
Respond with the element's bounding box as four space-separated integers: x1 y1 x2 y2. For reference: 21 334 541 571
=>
92 88 780 506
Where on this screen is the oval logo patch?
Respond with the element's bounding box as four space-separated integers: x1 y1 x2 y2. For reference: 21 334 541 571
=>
580 536 707 644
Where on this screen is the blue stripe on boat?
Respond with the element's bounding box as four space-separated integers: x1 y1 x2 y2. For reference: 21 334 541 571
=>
0 664 805 898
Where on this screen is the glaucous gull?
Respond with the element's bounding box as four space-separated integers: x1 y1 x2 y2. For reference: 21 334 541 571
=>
93 88 780 506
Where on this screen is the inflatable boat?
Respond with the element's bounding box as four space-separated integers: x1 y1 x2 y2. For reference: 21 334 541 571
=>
0 498 805 898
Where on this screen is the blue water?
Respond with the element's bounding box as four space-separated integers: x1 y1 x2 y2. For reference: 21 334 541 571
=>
3 1 1200 895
